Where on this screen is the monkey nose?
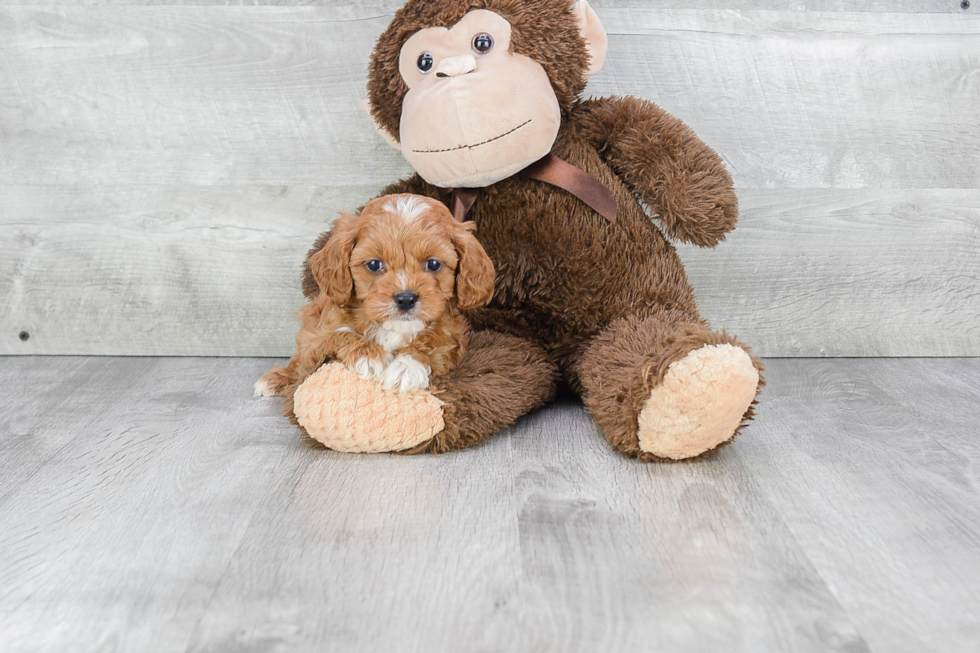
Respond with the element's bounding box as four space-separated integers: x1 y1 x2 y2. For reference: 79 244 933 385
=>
435 54 477 78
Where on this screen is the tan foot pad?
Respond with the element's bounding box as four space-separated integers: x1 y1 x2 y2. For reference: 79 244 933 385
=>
638 344 759 460
293 362 444 454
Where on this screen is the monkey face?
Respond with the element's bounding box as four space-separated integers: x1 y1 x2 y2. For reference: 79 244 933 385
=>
396 10 562 189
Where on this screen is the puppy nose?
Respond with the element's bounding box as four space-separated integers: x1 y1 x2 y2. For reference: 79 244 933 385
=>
436 54 477 78
394 291 419 311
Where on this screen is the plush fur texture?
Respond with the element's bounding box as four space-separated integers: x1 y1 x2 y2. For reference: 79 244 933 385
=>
410 329 558 454
287 330 556 454
637 344 759 460
368 0 591 142
292 362 446 453
393 9 566 188
290 0 763 460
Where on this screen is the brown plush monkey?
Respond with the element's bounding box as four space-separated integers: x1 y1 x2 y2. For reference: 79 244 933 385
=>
279 0 763 461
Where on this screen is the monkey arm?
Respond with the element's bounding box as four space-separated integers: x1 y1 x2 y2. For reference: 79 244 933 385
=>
572 96 738 248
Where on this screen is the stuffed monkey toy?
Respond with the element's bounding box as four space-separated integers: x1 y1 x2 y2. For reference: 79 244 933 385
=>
279 0 763 461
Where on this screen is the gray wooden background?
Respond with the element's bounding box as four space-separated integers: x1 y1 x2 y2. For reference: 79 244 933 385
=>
1 0 978 357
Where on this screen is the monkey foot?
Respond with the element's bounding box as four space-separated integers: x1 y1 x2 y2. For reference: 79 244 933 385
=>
637 344 759 460
292 362 444 453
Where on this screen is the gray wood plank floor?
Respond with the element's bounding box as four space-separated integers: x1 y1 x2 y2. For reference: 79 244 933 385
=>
1 356 979 652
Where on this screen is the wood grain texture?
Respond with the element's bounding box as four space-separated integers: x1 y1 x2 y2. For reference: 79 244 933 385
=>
2 187 977 356
1 356 979 652
0 1 972 12
1 4 979 356
2 6 977 188
733 358 980 653
0 357 304 652
0 183 371 356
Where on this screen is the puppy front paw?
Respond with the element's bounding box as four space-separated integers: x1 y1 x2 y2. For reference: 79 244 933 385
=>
255 367 293 398
353 356 389 380
381 355 431 394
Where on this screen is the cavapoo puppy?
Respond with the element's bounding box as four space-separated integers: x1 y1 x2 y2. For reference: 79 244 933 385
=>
256 193 495 399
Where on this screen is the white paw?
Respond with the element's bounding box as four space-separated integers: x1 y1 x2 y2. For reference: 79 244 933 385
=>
254 378 277 398
353 356 388 380
380 355 431 394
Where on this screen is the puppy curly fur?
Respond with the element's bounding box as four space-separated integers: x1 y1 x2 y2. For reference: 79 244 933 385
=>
258 194 494 413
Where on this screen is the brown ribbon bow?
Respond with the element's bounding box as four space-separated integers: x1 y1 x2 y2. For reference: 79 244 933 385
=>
439 153 618 224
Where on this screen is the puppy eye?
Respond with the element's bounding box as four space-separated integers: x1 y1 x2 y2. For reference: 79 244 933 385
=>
424 259 443 273
417 52 434 73
472 33 493 54
365 259 384 273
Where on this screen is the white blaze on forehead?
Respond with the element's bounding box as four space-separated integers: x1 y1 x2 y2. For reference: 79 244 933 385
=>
385 195 427 223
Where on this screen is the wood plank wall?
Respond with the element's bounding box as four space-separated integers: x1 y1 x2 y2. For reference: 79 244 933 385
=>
1 1 978 356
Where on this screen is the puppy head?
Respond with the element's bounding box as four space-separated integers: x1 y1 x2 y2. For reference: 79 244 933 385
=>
309 194 495 324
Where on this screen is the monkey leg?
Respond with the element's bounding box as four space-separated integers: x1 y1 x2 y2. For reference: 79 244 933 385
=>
288 330 558 454
573 310 763 462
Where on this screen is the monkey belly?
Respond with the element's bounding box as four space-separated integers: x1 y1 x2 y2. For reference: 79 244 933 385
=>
466 172 701 360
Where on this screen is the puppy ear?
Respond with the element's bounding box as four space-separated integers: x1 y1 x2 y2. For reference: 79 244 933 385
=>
452 222 495 311
309 212 359 307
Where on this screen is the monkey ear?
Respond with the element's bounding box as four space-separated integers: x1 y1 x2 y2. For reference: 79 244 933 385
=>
452 222 495 311
360 99 401 151
573 1 608 78
309 212 360 307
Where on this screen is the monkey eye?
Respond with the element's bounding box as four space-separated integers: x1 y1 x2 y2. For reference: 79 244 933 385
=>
417 52 434 73
424 259 443 273
472 33 494 54
365 259 385 273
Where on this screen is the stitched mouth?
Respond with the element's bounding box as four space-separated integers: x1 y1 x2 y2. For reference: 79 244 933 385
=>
411 119 532 154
